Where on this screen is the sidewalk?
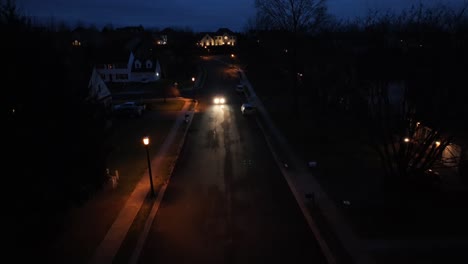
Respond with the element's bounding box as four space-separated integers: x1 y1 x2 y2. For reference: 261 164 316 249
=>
89 98 196 264
238 69 375 264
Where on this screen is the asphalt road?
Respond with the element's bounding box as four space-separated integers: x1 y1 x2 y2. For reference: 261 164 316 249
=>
137 56 327 264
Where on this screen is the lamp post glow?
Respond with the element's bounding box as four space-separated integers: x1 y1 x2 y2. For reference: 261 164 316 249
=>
192 77 196 100
143 136 155 197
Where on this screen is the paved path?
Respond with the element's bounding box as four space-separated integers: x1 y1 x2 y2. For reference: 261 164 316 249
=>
89 99 194 264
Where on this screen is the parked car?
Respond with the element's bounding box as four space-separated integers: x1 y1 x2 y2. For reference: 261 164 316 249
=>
241 103 256 116
113 101 145 117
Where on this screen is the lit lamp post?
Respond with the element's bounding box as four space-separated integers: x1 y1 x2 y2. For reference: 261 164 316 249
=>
191 77 196 100
143 136 155 197
230 53 235 67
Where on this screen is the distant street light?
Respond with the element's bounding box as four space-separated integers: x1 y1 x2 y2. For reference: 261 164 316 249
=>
192 77 196 101
143 136 155 197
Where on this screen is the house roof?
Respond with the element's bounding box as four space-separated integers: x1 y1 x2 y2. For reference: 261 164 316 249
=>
88 68 111 101
200 34 214 40
130 38 159 72
216 28 234 35
196 28 235 38
131 59 157 72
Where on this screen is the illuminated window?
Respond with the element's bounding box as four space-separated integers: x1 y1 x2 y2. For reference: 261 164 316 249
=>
135 60 141 69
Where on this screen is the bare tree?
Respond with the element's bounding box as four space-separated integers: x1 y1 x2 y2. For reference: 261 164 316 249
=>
255 0 327 33
0 0 25 26
254 0 327 113
364 80 453 199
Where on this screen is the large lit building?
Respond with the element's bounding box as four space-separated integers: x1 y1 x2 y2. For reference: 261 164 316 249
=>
198 28 236 47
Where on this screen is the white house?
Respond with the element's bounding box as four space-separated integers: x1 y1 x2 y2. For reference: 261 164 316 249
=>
87 67 112 106
95 52 161 83
200 34 215 46
95 53 132 83
130 42 162 82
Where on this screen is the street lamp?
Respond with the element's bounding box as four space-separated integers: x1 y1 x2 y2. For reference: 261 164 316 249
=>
191 77 196 101
143 136 155 197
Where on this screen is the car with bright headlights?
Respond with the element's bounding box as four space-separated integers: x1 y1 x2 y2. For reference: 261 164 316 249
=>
213 96 226 104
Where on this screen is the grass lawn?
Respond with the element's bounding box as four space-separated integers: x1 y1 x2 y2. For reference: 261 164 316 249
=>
113 116 190 263
146 99 185 111
176 79 196 91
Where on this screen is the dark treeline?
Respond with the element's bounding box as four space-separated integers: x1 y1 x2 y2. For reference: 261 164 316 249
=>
2 0 200 241
245 1 468 122
241 1 468 199
3 0 110 231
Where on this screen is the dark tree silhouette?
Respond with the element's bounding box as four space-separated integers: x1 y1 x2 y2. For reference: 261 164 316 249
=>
254 0 328 113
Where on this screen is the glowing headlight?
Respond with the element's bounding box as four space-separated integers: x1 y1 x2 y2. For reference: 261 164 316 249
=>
213 96 225 104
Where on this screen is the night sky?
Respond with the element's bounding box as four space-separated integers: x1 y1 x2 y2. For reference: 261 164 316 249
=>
16 0 464 32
